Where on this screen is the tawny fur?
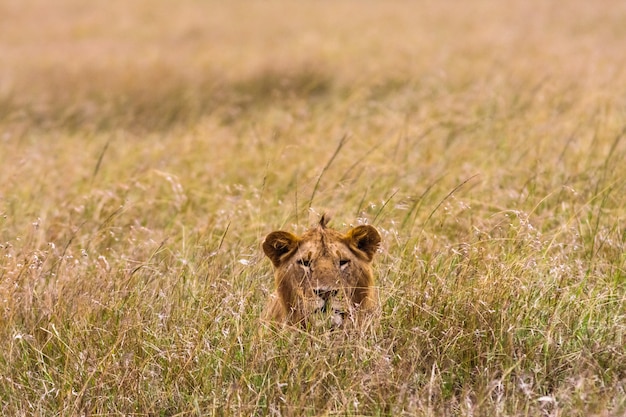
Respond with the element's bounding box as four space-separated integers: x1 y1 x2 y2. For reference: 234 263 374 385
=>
262 216 381 329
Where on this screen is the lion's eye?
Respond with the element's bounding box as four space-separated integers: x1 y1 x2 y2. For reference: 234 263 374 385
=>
297 259 311 268
339 259 350 269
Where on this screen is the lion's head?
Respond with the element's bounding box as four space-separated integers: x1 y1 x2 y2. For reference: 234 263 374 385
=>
262 215 381 329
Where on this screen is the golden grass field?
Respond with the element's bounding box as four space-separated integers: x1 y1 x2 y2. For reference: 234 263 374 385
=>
1 0 625 415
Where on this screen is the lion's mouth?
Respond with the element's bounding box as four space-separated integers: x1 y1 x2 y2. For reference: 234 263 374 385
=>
308 309 345 328
309 298 349 328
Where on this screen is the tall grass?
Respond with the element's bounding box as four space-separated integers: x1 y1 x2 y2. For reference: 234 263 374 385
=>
1 0 625 415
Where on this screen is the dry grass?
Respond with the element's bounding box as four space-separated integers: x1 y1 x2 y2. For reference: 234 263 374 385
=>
1 0 625 415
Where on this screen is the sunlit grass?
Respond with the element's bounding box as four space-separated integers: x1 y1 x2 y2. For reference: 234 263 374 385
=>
1 0 625 415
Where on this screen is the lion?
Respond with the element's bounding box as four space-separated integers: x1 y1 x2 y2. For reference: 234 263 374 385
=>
261 215 381 330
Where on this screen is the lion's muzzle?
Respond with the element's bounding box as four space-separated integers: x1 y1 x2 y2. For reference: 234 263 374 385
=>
309 287 350 328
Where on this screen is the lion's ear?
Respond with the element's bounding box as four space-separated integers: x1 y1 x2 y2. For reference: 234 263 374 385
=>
346 225 381 262
263 231 299 267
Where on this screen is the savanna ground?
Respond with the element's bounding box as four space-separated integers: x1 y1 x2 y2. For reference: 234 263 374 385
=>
1 0 625 415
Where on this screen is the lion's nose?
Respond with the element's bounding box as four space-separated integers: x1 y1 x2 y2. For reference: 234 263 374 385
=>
313 288 338 301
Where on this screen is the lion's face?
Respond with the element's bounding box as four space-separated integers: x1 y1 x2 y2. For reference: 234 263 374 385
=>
262 216 381 329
